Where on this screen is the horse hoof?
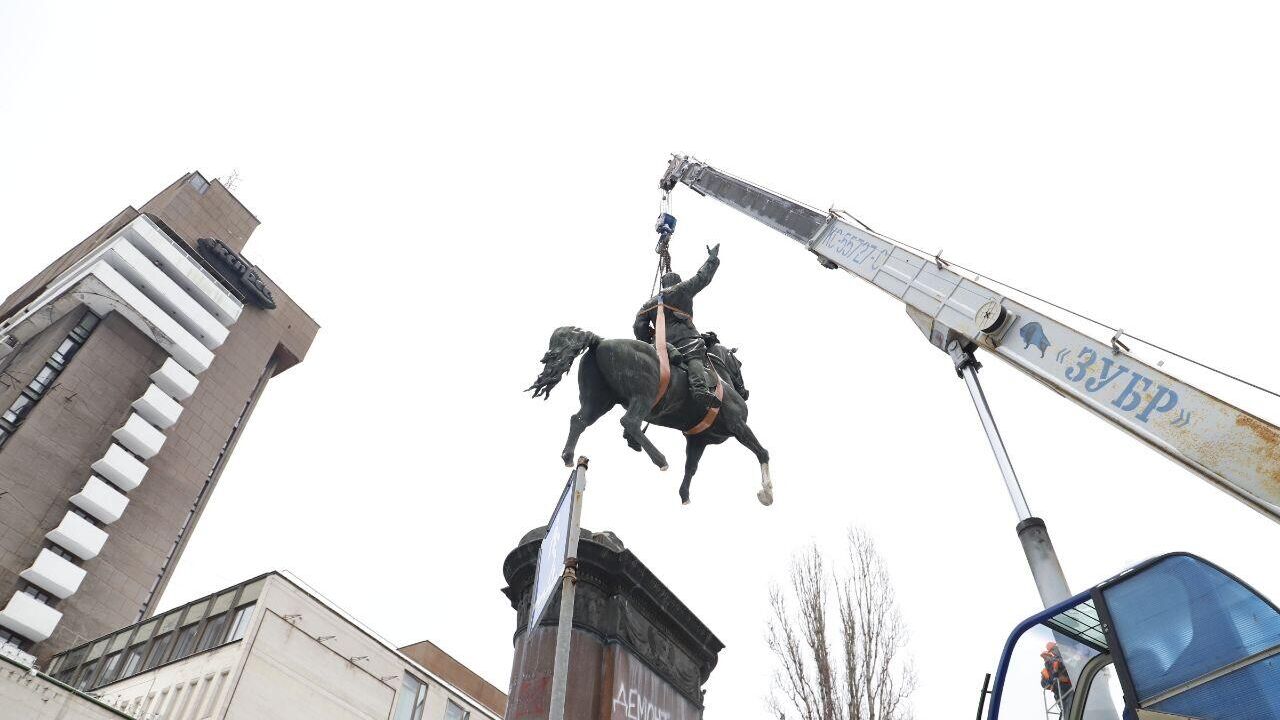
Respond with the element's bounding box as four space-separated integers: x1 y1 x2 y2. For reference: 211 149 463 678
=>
757 488 774 506
659 464 669 472
682 498 690 506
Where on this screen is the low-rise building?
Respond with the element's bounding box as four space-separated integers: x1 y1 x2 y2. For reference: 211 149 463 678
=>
32 572 503 720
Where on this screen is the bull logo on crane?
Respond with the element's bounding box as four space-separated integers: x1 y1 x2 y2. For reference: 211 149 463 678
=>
1019 322 1051 358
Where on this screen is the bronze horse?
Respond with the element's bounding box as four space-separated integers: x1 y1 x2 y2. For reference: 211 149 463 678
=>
528 327 772 506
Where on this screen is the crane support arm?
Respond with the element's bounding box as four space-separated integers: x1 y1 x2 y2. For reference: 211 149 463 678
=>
660 155 1280 522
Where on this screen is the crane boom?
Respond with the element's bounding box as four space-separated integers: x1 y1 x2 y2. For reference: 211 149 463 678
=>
661 156 1280 522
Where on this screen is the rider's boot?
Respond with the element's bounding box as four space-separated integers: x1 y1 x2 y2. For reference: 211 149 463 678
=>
688 359 721 409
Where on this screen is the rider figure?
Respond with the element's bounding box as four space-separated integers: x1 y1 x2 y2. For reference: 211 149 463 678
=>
634 243 721 409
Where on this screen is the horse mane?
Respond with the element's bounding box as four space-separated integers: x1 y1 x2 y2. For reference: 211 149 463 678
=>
526 326 601 399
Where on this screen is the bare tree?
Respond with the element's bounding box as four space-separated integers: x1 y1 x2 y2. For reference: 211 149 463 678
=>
767 529 917 720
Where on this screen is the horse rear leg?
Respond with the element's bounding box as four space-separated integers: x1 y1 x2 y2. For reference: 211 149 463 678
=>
732 423 773 506
620 399 669 471
679 437 708 506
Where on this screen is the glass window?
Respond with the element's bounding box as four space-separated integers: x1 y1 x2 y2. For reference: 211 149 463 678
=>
30 365 57 394
85 638 108 663
56 645 88 681
142 632 174 670
170 597 212 660
1152 655 1280 719
47 544 76 562
227 603 255 642
1079 664 1127 720
991 624 1101 719
238 578 267 605
76 312 99 333
182 599 210 625
21 585 52 603
392 674 427 720
96 651 123 687
1103 555 1280 702
196 614 229 652
106 630 131 655
4 394 34 424
444 699 470 720
74 659 100 690
156 610 182 635
118 643 146 679
210 589 236 616
51 338 78 366
134 618 160 642
171 624 200 660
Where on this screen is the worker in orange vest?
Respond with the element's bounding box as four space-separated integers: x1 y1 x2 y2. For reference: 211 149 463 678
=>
1041 641 1074 715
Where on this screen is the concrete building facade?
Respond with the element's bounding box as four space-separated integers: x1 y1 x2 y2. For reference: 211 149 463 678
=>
0 173 318 662
37 572 503 720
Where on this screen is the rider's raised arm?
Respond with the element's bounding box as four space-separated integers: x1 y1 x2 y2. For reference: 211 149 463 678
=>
681 252 720 297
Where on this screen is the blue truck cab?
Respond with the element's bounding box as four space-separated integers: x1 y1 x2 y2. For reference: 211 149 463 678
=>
984 553 1280 720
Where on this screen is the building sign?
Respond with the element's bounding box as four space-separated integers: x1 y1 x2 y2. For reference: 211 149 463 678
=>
609 646 701 720
528 470 577 631
196 237 277 309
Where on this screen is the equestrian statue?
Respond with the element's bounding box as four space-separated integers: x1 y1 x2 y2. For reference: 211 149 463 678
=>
527 243 772 506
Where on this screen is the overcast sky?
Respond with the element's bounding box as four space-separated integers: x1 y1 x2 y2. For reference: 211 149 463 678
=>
3 3 1280 718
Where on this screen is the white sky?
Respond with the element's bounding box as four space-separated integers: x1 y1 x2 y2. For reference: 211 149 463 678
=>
3 3 1280 718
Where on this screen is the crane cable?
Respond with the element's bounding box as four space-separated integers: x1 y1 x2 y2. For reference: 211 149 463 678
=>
641 191 678 434
837 213 1280 402
651 190 674 296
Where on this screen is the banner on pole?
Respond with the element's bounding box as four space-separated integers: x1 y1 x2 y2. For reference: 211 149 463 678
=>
529 469 578 631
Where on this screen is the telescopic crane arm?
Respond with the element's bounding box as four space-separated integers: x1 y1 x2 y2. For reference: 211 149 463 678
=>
660 155 1280 523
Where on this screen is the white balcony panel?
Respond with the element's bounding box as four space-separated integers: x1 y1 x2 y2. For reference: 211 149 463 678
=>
71 476 129 524
151 357 199 401
124 217 242 326
133 384 183 429
0 592 62 642
47 512 108 560
92 443 147 491
103 242 229 350
77 261 213 374
113 413 166 460
19 550 86 599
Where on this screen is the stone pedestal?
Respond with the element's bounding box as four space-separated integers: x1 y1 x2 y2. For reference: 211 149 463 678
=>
501 528 723 720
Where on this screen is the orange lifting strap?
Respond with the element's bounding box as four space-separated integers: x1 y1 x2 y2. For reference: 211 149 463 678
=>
644 299 721 436
651 298 672 410
684 382 723 436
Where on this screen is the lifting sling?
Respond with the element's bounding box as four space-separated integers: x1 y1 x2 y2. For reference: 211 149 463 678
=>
645 209 721 435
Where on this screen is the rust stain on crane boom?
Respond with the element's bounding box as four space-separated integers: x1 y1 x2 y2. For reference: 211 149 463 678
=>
1236 414 1280 486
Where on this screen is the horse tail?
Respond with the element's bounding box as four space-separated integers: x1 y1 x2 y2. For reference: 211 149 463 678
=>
526 326 601 400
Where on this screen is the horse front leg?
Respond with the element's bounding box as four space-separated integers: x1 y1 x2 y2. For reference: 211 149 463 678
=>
563 394 614 468
679 437 708 506
732 422 773 506
562 356 615 466
620 399 668 471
